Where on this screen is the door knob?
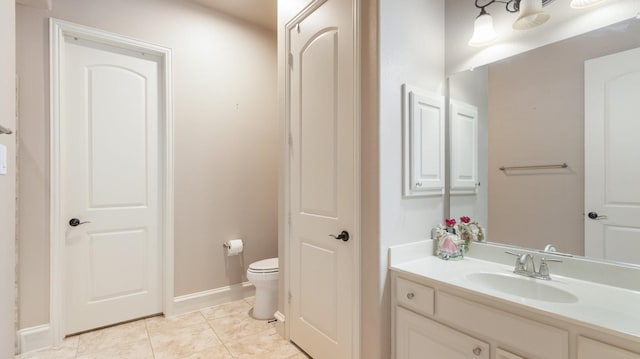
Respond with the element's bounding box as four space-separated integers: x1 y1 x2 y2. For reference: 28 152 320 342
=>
69 218 91 227
329 230 350 242
587 212 608 220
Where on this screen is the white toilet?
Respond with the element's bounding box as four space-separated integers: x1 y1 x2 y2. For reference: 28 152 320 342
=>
246 257 279 320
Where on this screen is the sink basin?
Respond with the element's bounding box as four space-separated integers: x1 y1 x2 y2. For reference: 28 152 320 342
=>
467 272 579 303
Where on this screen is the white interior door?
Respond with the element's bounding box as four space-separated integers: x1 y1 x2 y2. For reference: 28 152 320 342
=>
61 35 162 334
288 0 356 358
585 47 640 265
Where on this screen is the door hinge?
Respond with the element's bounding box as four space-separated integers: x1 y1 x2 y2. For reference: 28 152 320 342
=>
288 53 293 69
288 212 291 225
288 132 293 146
288 291 292 304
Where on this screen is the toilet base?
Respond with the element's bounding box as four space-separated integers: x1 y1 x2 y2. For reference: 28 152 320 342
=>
252 284 278 320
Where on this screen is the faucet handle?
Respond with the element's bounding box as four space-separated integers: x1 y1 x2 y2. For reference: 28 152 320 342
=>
504 251 521 257
538 257 562 279
505 251 526 271
540 257 563 264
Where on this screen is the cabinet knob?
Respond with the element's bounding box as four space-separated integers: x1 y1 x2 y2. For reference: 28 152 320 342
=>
406 292 415 300
473 347 482 356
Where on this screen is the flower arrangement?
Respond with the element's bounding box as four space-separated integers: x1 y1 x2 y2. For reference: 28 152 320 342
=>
433 216 485 260
445 218 457 230
449 216 485 245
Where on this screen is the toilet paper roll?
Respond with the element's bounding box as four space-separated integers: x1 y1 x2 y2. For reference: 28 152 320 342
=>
225 239 244 256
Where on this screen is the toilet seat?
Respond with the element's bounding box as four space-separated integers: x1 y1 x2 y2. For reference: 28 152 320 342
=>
248 258 278 274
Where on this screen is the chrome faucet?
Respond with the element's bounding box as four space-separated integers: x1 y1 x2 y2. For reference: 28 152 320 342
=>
506 251 562 280
516 253 536 276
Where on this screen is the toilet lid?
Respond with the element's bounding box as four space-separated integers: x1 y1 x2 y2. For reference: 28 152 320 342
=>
249 257 278 272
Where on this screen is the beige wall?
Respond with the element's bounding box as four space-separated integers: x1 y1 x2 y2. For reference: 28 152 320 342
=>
1 1 17 356
359 0 381 357
487 21 640 255
17 0 277 329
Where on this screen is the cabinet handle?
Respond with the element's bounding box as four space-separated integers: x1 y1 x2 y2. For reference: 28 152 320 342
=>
406 292 415 300
473 347 482 356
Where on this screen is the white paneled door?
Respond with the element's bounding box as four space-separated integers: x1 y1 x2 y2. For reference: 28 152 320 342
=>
288 0 356 358
585 47 640 265
61 35 162 334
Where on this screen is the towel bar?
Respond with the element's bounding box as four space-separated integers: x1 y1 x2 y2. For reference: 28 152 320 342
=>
499 163 568 171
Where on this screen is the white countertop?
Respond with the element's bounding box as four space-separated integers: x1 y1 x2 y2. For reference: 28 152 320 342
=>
390 241 640 340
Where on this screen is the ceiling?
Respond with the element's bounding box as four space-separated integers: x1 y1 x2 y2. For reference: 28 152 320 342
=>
15 0 277 30
190 0 277 31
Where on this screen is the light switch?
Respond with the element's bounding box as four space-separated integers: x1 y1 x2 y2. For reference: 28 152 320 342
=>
0 144 7 175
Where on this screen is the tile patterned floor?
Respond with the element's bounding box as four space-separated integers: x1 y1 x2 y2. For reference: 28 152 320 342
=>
17 297 309 359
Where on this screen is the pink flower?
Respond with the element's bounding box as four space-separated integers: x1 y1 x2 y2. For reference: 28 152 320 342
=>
445 218 456 227
460 216 471 224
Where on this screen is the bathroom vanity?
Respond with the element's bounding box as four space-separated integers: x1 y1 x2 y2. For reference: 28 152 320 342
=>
390 240 640 359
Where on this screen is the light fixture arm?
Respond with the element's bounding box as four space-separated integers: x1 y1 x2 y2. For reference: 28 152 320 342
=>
474 0 521 15
469 0 555 46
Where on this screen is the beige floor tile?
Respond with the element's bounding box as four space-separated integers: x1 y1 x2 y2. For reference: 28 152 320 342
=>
16 336 78 359
208 311 275 343
177 346 234 359
200 299 251 320
145 311 207 333
25 298 298 359
75 337 154 359
244 296 256 307
77 320 148 355
149 321 223 359
286 353 312 359
225 331 304 359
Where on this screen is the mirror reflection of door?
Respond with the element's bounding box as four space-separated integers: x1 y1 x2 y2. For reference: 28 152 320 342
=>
585 47 640 265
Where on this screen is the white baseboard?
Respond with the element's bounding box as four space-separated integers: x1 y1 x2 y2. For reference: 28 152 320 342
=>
274 311 286 338
274 311 285 322
17 324 52 354
173 281 255 315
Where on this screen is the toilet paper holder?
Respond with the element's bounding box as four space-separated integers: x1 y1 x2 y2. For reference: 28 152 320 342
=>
222 239 244 256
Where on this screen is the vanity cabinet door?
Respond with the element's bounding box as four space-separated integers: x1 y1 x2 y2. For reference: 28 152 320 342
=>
577 336 640 359
396 307 489 359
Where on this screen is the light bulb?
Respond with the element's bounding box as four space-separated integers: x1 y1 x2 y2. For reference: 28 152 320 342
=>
468 11 498 47
513 0 550 30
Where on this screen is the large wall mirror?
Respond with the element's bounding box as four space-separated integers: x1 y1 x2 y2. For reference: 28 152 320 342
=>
448 16 640 266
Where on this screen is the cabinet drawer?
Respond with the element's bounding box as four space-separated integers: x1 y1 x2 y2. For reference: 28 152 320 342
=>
577 336 640 359
396 277 434 317
437 291 568 359
496 348 526 359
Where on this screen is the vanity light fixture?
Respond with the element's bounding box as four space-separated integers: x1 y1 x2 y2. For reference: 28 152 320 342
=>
469 0 555 47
